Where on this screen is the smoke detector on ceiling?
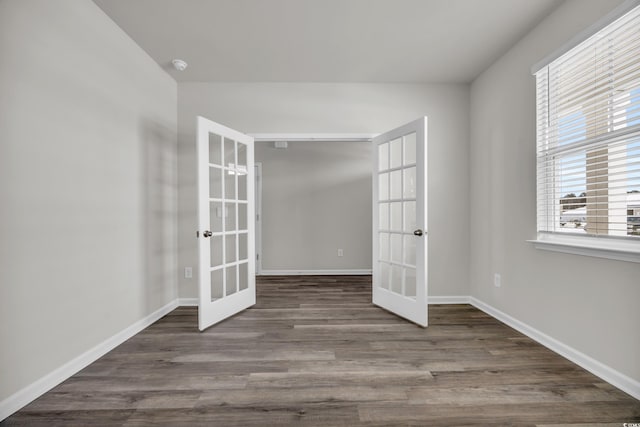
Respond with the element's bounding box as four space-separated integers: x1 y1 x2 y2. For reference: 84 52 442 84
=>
172 59 188 71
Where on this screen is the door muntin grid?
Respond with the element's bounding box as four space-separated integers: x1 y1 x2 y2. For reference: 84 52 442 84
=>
208 134 250 301
377 132 417 299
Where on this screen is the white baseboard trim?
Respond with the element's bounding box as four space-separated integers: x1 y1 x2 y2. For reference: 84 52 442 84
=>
259 269 372 276
183 294 468 306
428 296 470 304
469 296 640 401
0 299 179 422
181 296 467 306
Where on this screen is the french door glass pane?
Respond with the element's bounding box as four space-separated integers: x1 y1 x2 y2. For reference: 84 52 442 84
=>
390 170 402 199
378 142 389 171
390 233 402 263
238 172 247 201
211 269 223 300
404 133 416 165
237 142 247 169
404 201 416 232
210 167 223 199
224 138 235 165
225 203 236 231
239 262 249 291
379 262 390 289
379 232 389 261
225 170 236 199
390 202 402 231
210 202 223 233
405 267 417 298
390 264 403 294
225 234 236 263
379 203 389 230
404 235 416 266
238 233 248 261
238 203 248 230
210 235 223 267
379 173 389 200
390 138 402 169
403 167 416 198
209 134 222 165
226 266 237 295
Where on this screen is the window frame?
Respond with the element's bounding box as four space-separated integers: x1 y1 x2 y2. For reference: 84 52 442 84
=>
530 2 640 263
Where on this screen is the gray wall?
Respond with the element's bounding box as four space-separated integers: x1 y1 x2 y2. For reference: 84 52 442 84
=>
178 83 470 298
256 141 372 272
469 0 639 382
0 0 178 402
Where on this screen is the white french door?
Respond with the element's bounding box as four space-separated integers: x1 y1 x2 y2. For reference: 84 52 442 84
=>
197 116 255 331
372 117 428 327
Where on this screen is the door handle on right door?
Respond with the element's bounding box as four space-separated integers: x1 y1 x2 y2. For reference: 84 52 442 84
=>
203 230 212 238
413 229 424 236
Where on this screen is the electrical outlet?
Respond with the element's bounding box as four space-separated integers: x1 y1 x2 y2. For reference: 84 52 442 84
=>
494 273 501 288
337 249 344 257
185 267 193 279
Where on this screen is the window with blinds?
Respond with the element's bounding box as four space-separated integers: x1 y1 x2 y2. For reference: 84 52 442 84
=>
535 5 640 240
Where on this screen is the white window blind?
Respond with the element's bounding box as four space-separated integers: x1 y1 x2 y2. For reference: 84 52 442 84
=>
535 5 640 240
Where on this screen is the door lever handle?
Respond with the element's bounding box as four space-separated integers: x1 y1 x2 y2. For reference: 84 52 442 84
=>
203 230 212 238
413 229 424 236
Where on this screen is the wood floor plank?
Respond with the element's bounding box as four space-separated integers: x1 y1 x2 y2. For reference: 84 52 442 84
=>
23 390 201 412
427 368 606 388
78 360 290 377
122 404 361 427
3 275 639 426
196 386 408 406
405 384 622 405
247 371 434 388
171 349 336 362
357 401 640 425
55 374 249 392
2 410 136 427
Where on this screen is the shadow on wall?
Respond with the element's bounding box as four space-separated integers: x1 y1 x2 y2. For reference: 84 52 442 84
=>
139 118 177 315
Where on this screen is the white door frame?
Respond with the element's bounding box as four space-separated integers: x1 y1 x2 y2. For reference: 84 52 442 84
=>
250 134 378 276
250 133 377 143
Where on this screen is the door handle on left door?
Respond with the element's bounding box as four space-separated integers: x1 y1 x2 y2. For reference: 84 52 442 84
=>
203 230 212 238
413 229 424 236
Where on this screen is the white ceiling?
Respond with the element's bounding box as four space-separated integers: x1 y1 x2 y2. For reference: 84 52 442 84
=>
93 0 563 83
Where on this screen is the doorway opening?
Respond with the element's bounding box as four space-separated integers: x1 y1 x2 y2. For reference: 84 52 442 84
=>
197 119 428 330
251 134 376 277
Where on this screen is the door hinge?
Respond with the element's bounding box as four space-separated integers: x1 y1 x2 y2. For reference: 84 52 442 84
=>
257 253 259 260
256 214 260 221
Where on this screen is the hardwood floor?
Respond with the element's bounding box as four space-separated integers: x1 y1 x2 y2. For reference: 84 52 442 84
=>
4 275 639 426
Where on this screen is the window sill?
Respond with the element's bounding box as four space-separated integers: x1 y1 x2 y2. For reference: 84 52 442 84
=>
528 233 640 263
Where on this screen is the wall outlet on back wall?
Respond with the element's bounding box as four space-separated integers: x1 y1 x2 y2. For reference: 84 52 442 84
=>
494 273 501 287
185 267 193 279
337 249 344 257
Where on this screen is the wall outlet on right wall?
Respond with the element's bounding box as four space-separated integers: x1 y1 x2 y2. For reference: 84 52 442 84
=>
494 273 501 288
